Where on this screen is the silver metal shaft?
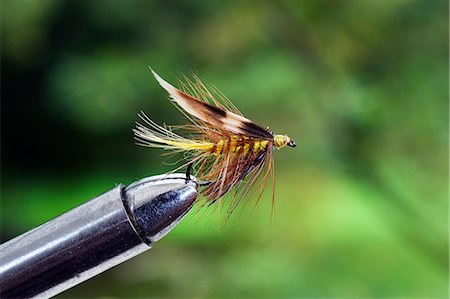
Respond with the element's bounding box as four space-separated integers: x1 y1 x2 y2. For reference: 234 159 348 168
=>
0 173 198 298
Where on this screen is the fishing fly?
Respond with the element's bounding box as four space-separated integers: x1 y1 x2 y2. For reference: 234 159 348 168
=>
134 68 296 218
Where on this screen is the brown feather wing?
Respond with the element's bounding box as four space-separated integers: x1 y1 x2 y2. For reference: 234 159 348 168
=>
151 69 273 139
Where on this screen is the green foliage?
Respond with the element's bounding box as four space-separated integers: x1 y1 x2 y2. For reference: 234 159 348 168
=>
1 0 448 298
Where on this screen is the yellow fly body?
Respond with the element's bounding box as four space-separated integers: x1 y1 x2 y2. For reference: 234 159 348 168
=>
134 68 296 217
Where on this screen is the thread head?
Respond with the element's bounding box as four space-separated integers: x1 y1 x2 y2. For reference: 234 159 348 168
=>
274 134 295 149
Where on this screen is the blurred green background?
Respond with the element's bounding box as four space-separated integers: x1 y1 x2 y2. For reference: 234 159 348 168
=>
1 0 448 298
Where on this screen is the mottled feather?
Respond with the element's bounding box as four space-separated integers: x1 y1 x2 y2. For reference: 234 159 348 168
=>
151 69 272 139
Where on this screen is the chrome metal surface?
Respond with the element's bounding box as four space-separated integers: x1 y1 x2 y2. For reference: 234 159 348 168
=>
0 174 198 298
125 174 198 244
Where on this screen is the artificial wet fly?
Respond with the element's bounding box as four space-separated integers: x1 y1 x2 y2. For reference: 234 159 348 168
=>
134 68 296 218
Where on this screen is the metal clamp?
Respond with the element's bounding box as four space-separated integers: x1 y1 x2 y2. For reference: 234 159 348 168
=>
0 174 198 298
